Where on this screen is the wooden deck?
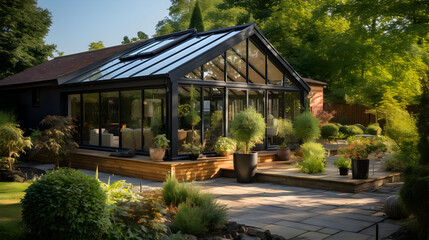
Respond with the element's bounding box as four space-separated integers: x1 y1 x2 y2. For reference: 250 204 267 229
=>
64 149 279 182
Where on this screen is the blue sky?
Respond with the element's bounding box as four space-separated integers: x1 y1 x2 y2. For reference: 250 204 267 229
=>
38 0 171 56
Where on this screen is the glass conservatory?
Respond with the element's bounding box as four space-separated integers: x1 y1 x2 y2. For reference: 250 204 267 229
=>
63 23 310 160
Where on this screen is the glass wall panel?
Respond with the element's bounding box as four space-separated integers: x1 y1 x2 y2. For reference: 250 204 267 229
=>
248 41 266 84
143 88 167 151
284 92 302 120
178 85 201 153
184 67 202 79
268 58 283 85
267 91 283 146
228 89 246 133
120 90 142 150
226 41 246 82
101 92 119 148
248 90 265 116
203 87 224 151
203 54 225 81
82 93 99 145
285 74 295 86
68 94 81 143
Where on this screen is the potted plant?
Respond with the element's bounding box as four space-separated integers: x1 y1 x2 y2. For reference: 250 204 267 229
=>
182 143 203 160
333 156 351 175
215 137 236 157
339 137 386 179
230 108 266 183
149 134 170 161
277 118 293 161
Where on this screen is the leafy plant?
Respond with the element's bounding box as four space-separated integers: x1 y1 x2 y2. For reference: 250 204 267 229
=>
296 142 326 173
214 137 236 155
35 115 78 169
21 168 111 240
293 111 320 143
108 191 167 240
0 111 16 125
163 174 201 207
339 137 386 160
296 157 325 173
0 123 32 170
367 123 382 135
182 143 203 155
320 123 339 141
333 156 351 169
230 107 266 154
339 125 364 137
278 141 288 149
154 134 170 150
99 178 136 205
277 118 294 140
354 124 366 132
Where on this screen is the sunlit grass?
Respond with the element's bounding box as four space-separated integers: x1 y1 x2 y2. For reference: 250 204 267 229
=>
0 182 30 238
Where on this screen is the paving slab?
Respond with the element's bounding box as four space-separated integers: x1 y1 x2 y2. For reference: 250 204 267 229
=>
324 231 371 240
317 228 340 235
360 222 402 240
275 220 323 231
301 215 374 232
263 224 307 239
292 231 330 240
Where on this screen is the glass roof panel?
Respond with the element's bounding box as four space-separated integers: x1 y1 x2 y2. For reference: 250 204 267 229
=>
125 38 176 57
78 59 120 82
147 31 240 75
112 34 212 79
226 41 247 82
97 59 150 81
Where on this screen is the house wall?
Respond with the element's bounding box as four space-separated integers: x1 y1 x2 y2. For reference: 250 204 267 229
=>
0 86 61 130
308 84 324 117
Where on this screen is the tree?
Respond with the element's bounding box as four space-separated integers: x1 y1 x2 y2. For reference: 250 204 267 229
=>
35 115 78 169
88 41 105 50
0 0 56 79
0 123 32 170
122 31 149 44
189 1 204 31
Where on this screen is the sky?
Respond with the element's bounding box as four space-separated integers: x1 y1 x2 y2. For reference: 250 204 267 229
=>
37 0 172 56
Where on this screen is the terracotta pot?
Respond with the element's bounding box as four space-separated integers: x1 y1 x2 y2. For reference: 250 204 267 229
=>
351 159 369 179
339 168 349 176
277 148 290 161
149 148 165 161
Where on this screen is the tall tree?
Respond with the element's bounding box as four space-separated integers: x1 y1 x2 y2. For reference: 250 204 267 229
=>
189 1 204 31
121 31 149 44
88 41 104 50
0 0 56 79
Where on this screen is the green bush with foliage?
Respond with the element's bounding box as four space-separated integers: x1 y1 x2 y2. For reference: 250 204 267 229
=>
230 107 266 154
163 175 226 236
108 191 167 240
293 112 320 143
154 134 170 150
21 168 111 240
354 124 366 132
367 123 382 135
214 137 236 155
0 123 32 170
296 142 326 173
278 118 294 141
320 123 339 141
333 156 351 169
339 125 364 137
0 111 16 125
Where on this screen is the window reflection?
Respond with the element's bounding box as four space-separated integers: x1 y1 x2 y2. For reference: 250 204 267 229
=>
204 87 224 151
184 67 202 79
228 89 246 133
120 90 142 150
68 94 81 143
268 91 283 146
101 92 119 148
226 41 246 82
248 41 265 84
82 93 99 146
144 89 167 151
268 58 283 85
203 54 225 81
284 92 302 120
178 85 201 154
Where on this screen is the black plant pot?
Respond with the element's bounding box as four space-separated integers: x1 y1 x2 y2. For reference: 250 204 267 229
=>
233 152 258 183
351 159 369 179
339 168 349 176
188 154 200 160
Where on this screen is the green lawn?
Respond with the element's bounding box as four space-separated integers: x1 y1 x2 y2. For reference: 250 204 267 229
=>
0 182 30 239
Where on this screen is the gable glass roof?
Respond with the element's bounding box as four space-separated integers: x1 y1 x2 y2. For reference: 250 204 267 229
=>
66 29 242 84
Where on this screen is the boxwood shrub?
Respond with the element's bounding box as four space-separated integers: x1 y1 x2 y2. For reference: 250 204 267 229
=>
367 123 382 135
293 112 320 143
320 123 339 141
339 125 363 137
21 168 110 240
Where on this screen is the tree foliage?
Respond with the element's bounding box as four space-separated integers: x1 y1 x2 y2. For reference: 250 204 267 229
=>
121 31 149 44
189 1 204 32
0 0 56 79
88 41 105 50
0 123 32 170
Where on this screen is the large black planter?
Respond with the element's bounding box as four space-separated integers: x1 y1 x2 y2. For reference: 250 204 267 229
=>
351 159 369 179
233 152 258 183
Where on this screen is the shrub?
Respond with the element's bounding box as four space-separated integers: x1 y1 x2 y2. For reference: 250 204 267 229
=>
384 154 407 171
0 123 32 170
214 137 236 155
400 165 429 239
339 125 364 137
320 123 339 141
162 174 201 207
367 123 382 135
21 168 111 240
333 156 351 169
230 107 266 153
0 111 16 125
354 124 366 132
277 118 294 140
35 115 78 169
293 112 320 143
296 142 326 173
108 191 167 240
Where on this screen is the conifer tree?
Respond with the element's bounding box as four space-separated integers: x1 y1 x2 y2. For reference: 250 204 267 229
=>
189 1 204 32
